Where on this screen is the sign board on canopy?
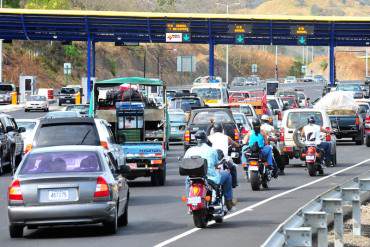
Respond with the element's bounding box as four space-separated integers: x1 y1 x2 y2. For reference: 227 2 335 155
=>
166 23 190 33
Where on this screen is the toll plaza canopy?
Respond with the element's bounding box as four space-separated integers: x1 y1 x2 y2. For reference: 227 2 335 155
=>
0 8 370 46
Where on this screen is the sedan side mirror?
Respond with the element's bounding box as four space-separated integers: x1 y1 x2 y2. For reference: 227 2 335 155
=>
118 165 131 176
18 127 26 133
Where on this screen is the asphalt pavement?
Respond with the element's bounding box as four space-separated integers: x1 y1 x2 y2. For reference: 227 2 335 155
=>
0 84 368 247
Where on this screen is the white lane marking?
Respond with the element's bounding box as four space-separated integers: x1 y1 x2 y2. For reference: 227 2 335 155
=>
154 158 370 247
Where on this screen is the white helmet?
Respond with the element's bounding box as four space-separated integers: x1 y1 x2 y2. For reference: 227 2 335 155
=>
261 115 270 121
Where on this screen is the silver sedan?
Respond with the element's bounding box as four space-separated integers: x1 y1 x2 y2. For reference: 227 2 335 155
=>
8 145 130 238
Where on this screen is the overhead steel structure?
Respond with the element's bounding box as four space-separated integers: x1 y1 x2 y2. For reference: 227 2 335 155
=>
1 8 370 98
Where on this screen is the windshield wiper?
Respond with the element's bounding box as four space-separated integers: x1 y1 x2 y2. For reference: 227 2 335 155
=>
79 129 92 145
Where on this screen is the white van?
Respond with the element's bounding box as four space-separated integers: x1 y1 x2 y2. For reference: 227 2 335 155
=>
279 108 337 165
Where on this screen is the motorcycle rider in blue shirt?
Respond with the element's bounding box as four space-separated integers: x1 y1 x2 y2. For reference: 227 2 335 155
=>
242 118 278 177
184 130 234 210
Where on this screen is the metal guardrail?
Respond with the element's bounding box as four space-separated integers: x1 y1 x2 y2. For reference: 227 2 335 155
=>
261 173 370 247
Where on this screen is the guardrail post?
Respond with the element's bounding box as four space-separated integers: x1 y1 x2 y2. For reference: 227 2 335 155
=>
285 227 312 247
303 211 327 247
322 198 343 247
342 187 361 236
359 178 370 192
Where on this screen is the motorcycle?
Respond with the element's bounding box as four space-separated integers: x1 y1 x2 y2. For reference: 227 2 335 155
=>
302 144 324 176
179 155 228 228
244 143 272 191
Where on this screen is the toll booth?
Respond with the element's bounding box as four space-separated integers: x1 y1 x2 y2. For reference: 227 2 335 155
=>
19 76 37 103
81 77 96 104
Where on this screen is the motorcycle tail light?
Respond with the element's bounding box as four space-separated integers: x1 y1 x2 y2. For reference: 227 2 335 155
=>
234 128 240 141
279 128 285 142
241 127 248 136
184 130 190 143
325 127 331 141
307 147 316 155
249 160 258 166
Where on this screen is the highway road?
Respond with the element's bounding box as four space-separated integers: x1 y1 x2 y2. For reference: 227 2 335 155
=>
0 84 369 247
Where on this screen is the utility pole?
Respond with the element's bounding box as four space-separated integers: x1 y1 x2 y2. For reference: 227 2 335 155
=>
366 48 368 78
216 2 240 83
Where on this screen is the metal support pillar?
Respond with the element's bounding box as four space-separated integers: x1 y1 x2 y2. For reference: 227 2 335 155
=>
334 212 344 247
87 35 92 102
304 211 328 247
353 200 361 236
209 41 214 77
329 24 335 86
92 41 96 78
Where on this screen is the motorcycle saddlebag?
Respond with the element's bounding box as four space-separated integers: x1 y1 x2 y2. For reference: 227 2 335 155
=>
179 157 208 177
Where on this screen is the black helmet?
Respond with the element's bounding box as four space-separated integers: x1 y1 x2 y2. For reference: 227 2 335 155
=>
194 130 208 144
252 118 261 133
308 116 316 124
252 118 261 128
213 122 223 133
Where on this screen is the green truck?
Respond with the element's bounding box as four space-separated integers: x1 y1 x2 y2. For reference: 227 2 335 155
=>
90 77 170 186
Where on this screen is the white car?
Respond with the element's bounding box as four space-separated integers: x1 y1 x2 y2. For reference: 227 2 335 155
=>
279 108 337 166
15 119 40 152
231 104 258 125
284 76 297 84
296 91 308 108
24 95 49 112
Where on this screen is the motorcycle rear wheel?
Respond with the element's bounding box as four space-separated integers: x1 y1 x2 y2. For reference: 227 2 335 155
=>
250 171 260 191
307 164 316 176
193 209 208 228
262 175 269 189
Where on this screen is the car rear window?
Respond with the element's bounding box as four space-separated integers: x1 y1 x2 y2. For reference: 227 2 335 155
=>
192 111 233 124
169 113 185 123
169 98 202 111
35 123 100 147
287 112 323 129
240 106 253 116
20 151 102 174
233 114 247 125
268 100 279 110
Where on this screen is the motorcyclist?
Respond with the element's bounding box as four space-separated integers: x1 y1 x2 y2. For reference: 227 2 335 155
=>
184 130 234 210
301 116 332 165
208 122 240 188
261 115 284 175
242 118 278 177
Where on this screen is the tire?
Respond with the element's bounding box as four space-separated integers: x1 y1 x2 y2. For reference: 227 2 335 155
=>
118 192 129 227
262 176 269 189
366 136 370 147
24 109 28 112
0 156 3 175
192 209 208 228
158 162 166 186
250 171 260 191
150 173 159 186
10 148 16 174
281 155 289 166
215 217 223 223
9 224 23 238
103 207 118 234
58 101 62 106
356 139 363 145
307 164 316 177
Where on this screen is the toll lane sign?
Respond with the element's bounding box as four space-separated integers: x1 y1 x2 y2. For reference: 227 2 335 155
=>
290 25 314 36
228 24 252 34
166 23 190 33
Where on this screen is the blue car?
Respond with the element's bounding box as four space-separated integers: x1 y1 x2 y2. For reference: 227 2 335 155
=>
169 109 186 142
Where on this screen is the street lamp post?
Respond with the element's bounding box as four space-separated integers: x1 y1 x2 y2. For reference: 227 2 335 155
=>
216 2 240 84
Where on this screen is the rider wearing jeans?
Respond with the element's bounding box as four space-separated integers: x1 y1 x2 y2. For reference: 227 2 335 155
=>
184 130 234 210
242 118 277 177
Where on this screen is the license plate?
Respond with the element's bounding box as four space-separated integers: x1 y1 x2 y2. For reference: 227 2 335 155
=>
249 166 259 171
187 196 201 204
306 155 315 161
191 134 195 139
48 190 69 201
66 100 70 103
171 127 176 132
231 152 239 158
127 163 137 169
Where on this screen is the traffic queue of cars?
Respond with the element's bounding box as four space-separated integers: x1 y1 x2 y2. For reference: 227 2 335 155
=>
6 75 370 237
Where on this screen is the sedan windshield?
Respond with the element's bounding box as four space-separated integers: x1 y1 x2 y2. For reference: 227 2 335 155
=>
192 111 233 124
169 113 185 123
29 95 46 101
20 151 102 174
16 121 36 132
